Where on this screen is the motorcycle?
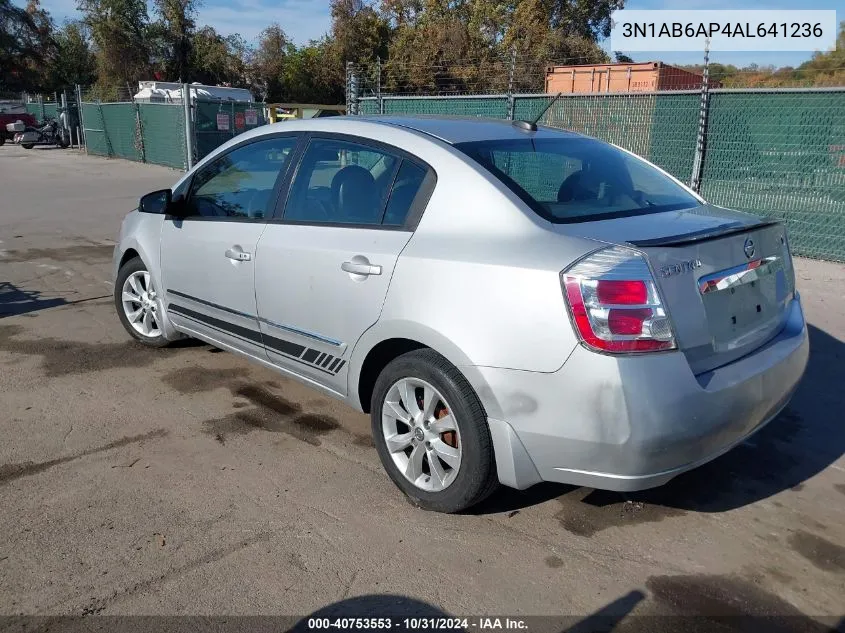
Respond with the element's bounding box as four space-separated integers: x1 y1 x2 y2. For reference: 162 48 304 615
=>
16 118 70 150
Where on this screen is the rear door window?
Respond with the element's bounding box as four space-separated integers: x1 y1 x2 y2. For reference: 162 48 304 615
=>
281 137 435 229
283 138 400 225
383 160 428 226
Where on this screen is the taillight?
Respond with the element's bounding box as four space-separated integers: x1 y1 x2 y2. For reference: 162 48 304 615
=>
561 246 676 354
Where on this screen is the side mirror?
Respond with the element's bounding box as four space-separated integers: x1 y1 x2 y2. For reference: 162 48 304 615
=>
139 189 172 214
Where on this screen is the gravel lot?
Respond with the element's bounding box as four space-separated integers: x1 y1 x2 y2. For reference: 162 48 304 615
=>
1 144 844 629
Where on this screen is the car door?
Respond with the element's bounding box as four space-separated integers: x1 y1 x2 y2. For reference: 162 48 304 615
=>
161 134 301 357
254 134 435 393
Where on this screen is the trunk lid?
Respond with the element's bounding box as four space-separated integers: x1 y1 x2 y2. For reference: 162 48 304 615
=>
561 205 796 374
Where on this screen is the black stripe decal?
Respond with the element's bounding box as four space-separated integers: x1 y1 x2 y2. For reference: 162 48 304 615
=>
168 309 266 350
169 304 262 344
169 298 342 377
168 289 254 319
265 346 336 375
263 334 305 358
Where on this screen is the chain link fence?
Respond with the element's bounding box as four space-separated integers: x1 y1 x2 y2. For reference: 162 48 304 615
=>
21 89 84 146
67 85 267 170
80 101 188 169
194 99 266 161
351 57 845 263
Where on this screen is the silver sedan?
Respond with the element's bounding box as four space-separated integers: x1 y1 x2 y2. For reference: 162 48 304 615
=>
113 116 809 512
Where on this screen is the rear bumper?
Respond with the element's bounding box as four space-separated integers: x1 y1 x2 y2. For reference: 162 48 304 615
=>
480 296 809 491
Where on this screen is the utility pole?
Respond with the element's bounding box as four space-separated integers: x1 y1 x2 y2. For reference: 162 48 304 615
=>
376 57 383 115
690 38 711 193
507 46 517 121
182 83 194 170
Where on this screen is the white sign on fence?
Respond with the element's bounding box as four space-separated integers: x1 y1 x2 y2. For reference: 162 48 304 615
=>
216 112 230 131
245 109 258 126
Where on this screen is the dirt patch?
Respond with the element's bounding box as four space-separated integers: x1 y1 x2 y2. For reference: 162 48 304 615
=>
165 367 342 446
0 429 168 486
202 410 339 447
645 574 826 631
788 530 845 574
544 555 564 568
0 244 115 264
764 567 796 586
834 483 845 496
554 488 685 537
161 366 250 394
233 384 300 417
353 433 375 448
0 324 166 377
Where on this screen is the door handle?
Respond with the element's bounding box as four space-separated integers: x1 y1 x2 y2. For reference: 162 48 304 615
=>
225 248 252 262
342 261 381 276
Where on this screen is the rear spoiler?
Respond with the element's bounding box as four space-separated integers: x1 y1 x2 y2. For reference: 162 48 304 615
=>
627 219 781 248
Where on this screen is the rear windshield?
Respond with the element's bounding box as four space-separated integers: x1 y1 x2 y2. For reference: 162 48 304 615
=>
455 137 701 223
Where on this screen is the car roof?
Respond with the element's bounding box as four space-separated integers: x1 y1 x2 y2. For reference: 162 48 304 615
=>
357 115 586 145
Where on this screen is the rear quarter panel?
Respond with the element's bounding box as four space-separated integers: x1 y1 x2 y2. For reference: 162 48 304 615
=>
349 139 602 389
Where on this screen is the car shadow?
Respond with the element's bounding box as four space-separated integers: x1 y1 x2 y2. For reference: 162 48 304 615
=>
473 323 844 515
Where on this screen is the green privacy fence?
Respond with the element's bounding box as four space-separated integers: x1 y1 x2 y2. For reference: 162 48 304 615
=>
81 102 188 169
80 99 267 170
359 89 845 262
140 104 190 169
699 91 845 262
25 101 58 120
194 99 266 161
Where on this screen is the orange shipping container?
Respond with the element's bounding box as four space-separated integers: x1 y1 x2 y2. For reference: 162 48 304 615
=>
545 62 718 94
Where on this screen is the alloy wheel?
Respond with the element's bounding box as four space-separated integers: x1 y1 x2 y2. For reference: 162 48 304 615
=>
121 271 162 339
382 377 462 492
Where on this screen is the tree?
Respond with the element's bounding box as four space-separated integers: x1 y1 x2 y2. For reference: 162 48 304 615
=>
24 0 54 87
77 0 152 95
330 0 389 64
0 0 56 91
189 26 247 86
502 0 611 60
48 20 96 88
614 51 633 64
250 24 293 102
549 0 622 40
379 0 613 94
283 40 345 104
795 21 845 86
0 0 36 91
152 0 197 82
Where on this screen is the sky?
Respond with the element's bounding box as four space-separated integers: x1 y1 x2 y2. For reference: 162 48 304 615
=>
25 0 841 68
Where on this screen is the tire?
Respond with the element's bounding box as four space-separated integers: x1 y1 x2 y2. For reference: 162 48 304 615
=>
0 135 5 146
21 143 34 150
370 349 498 513
58 137 70 149
114 257 171 347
